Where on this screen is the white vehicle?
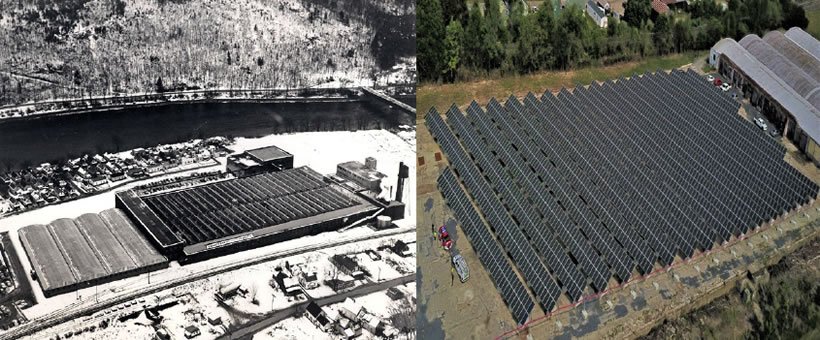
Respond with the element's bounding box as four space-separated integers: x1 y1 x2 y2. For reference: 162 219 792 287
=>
452 254 469 283
754 118 768 131
721 83 732 92
706 75 715 82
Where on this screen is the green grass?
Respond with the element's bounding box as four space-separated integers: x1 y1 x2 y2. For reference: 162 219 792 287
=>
807 9 820 40
702 63 716 74
417 51 705 117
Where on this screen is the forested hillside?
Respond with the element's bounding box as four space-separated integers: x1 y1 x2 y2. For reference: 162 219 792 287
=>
0 0 416 106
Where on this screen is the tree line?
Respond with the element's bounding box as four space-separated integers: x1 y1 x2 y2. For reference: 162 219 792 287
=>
419 0 810 83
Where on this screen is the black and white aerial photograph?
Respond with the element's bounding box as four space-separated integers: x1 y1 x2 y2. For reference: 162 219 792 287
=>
0 0 417 339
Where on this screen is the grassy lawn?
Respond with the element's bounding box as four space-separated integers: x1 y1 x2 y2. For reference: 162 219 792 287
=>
417 51 706 117
807 9 820 40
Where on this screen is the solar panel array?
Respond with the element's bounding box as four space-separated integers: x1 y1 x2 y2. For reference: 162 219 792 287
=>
427 69 819 318
143 166 360 245
437 167 535 324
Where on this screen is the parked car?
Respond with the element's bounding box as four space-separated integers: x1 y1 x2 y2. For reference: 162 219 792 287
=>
713 78 722 86
754 118 768 131
452 254 469 283
721 83 732 92
706 74 715 82
769 128 779 137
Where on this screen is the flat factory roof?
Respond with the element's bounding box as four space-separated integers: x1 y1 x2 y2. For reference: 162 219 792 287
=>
133 166 376 255
245 145 292 163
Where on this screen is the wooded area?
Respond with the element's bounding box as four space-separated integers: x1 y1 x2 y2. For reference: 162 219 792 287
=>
419 0 810 82
0 0 416 106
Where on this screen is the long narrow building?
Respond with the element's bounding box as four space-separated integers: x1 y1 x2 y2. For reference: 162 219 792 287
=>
709 27 820 165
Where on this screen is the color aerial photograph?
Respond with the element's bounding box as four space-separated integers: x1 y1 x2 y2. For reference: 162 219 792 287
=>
417 0 820 339
0 0 417 339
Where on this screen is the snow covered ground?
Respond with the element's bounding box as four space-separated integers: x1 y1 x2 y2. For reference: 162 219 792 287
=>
254 282 417 340
255 316 324 340
2 127 416 339
23 232 415 340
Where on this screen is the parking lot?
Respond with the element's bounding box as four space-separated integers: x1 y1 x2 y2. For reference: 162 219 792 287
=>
703 72 780 139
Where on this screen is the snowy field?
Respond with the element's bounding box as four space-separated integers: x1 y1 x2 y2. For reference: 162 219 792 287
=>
0 128 416 327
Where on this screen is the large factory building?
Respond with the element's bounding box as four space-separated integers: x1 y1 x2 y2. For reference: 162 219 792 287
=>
20 145 407 297
115 166 386 262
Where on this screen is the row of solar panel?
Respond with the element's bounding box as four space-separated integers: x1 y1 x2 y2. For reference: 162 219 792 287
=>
146 186 356 243
437 167 535 325
450 102 605 298
148 167 329 209
446 103 565 311
428 106 559 317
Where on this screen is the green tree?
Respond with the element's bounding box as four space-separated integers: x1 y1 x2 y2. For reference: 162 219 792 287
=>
516 14 543 72
743 0 783 35
624 0 652 27
418 0 446 81
480 14 505 70
689 0 722 19
723 10 741 39
550 5 585 69
443 20 465 81
508 0 526 42
536 0 555 34
535 0 556 69
484 0 510 44
554 5 589 69
441 0 468 24
606 20 627 61
780 0 808 29
463 4 485 68
653 15 674 55
696 17 724 49
673 19 693 53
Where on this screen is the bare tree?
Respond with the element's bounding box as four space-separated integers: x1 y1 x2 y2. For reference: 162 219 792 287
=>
388 297 416 339
324 265 341 291
249 283 259 305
